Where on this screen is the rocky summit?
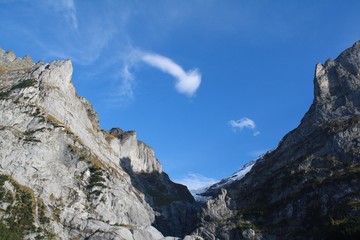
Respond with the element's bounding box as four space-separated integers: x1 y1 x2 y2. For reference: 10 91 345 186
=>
194 41 360 239
0 48 200 240
1 41 360 240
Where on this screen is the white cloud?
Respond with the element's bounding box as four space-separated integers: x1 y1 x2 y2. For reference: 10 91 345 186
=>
105 49 201 104
91 61 136 107
60 0 78 30
117 64 135 100
176 173 217 191
141 53 201 96
229 118 256 131
229 117 260 136
253 131 260 136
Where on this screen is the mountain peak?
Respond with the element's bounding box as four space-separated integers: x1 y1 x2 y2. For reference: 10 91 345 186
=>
0 48 34 71
0 48 199 239
195 41 360 239
314 41 360 124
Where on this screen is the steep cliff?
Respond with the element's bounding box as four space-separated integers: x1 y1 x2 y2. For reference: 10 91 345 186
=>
195 41 360 240
3 40 359 240
0 49 200 240
107 128 199 237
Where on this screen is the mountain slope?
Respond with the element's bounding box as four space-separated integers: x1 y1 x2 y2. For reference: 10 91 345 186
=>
195 41 360 240
0 49 199 240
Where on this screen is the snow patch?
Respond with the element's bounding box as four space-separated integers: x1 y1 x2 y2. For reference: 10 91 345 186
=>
211 161 256 189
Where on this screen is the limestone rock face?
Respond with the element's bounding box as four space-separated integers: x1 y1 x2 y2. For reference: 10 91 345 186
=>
106 127 199 238
195 41 360 239
105 128 163 174
0 48 196 239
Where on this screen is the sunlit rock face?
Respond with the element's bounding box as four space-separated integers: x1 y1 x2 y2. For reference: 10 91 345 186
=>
194 41 360 240
3 40 359 240
0 48 201 240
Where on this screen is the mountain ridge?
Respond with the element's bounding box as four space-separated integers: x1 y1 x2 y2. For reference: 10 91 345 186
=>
194 40 360 240
0 48 200 240
1 40 360 240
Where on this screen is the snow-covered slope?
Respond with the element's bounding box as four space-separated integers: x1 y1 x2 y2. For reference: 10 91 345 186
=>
208 160 256 190
192 159 258 201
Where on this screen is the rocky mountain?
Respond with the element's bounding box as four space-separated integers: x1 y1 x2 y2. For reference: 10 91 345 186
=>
0 48 200 240
194 41 360 239
1 40 360 240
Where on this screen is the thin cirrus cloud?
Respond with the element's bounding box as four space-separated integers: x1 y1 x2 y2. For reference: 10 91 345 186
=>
43 0 78 30
2 0 118 66
116 64 135 101
229 117 260 136
4 1 201 100
57 0 78 30
107 50 201 104
141 53 201 97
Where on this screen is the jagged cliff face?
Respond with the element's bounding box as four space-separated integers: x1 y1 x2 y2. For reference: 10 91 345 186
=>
0 49 199 240
107 128 199 237
195 41 360 240
2 41 359 240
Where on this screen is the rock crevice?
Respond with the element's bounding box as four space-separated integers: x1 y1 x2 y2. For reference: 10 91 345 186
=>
195 41 360 240
0 48 200 240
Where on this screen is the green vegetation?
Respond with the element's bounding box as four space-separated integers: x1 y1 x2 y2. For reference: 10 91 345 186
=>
48 194 64 222
45 114 75 136
235 221 257 231
0 175 36 234
11 79 36 90
69 144 107 171
328 114 360 133
0 223 22 240
0 78 37 100
0 65 6 73
87 166 107 201
88 166 107 189
325 216 360 240
0 90 10 99
22 128 44 143
0 174 54 239
38 201 51 225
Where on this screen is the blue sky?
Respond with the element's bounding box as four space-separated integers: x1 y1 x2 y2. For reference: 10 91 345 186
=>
1 0 360 190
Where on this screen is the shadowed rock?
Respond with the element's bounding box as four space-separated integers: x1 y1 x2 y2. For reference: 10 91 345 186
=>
195 41 360 240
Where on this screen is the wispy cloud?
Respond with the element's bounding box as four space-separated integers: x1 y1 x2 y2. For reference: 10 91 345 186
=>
1 1 201 103
104 49 202 105
44 0 78 30
141 53 201 96
229 117 260 136
176 173 217 191
2 0 120 65
253 131 260 136
116 64 135 101
103 68 135 107
229 118 256 130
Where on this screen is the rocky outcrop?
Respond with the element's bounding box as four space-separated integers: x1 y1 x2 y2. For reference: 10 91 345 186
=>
0 48 200 239
104 128 163 174
195 41 360 239
3 40 359 240
104 127 199 238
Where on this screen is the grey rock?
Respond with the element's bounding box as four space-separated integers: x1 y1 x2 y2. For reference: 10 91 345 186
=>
195 41 360 239
0 47 34 70
0 49 198 239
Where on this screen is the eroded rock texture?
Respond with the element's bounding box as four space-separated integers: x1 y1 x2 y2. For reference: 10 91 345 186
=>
0 49 200 240
195 41 360 240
